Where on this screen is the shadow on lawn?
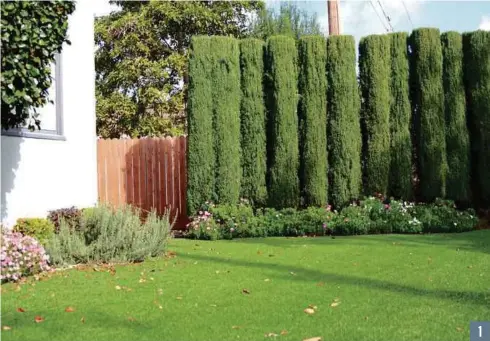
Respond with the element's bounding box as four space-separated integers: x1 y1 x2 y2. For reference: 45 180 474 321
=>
178 252 490 308
231 230 490 254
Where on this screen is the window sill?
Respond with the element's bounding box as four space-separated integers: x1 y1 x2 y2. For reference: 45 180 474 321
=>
1 129 66 141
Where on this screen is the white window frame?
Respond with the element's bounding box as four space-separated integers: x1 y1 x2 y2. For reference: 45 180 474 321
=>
2 54 65 141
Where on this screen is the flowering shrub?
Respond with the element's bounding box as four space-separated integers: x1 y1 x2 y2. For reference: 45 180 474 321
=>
184 197 478 240
185 207 220 240
1 229 51 282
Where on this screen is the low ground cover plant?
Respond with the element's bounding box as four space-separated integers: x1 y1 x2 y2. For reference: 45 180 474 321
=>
184 197 477 240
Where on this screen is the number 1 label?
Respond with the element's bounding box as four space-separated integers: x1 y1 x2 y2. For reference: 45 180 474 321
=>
471 321 490 341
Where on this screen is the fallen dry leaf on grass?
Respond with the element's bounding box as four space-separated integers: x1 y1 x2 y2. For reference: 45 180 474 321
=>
456 327 463 332
264 332 278 337
264 278 270 282
115 285 122 290
16 307 25 313
127 316 136 322
157 288 163 295
308 304 318 310
290 272 296 276
81 317 85 323
139 278 147 283
280 330 288 335
304 308 315 315
242 289 251 294
316 282 325 287
232 326 241 330
302 337 321 341
2 326 12 331
176 296 183 300
34 316 44 323
64 306 75 313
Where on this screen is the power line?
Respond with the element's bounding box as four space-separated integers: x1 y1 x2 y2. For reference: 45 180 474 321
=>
401 0 415 29
377 0 394 32
369 0 390 33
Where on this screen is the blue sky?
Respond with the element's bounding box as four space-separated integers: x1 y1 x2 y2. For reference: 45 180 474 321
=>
266 1 490 42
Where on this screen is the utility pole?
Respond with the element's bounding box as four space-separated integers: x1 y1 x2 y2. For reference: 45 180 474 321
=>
327 0 340 35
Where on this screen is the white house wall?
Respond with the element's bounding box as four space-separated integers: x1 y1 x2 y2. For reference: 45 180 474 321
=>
1 1 97 227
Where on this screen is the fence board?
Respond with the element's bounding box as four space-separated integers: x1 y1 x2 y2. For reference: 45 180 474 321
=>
97 137 188 229
126 139 133 205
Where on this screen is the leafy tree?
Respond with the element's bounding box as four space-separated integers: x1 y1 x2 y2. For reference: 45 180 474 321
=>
95 0 263 138
250 2 322 40
359 34 391 196
1 1 75 130
298 35 328 206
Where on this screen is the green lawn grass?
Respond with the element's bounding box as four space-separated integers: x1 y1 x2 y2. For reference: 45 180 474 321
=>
2 231 489 341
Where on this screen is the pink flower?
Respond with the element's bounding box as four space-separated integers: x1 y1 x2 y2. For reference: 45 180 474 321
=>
384 204 390 210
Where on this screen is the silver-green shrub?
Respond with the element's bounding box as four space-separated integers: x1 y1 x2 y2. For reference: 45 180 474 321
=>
46 205 172 265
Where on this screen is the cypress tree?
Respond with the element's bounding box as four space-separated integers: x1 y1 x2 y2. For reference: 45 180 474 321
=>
441 31 470 204
463 30 490 207
326 35 361 208
410 28 446 202
388 32 413 200
266 35 299 208
239 38 267 205
359 34 391 196
210 36 241 205
298 35 328 207
187 36 214 214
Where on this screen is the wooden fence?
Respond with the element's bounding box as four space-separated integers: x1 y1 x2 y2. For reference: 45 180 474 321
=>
97 137 189 229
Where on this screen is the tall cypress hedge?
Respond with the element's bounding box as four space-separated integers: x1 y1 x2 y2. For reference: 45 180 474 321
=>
410 28 446 202
388 32 413 200
298 36 328 206
266 35 299 208
359 34 391 196
463 30 490 207
326 35 361 208
441 31 470 203
187 36 214 214
210 36 241 205
239 38 267 205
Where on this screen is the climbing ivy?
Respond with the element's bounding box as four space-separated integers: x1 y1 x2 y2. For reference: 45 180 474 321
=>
1 1 75 130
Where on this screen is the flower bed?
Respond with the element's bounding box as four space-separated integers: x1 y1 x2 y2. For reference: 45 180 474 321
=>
184 197 478 240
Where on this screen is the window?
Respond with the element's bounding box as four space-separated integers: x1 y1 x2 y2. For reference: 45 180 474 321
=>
2 54 65 140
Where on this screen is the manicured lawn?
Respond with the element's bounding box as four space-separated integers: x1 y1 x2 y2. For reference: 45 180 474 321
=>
2 231 490 341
